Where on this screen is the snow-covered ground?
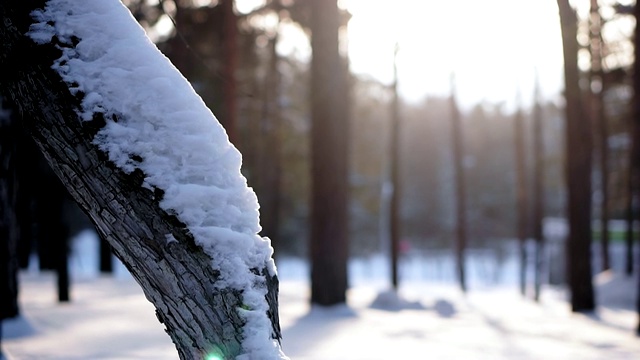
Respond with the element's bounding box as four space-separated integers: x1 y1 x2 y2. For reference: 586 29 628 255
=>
3 231 640 359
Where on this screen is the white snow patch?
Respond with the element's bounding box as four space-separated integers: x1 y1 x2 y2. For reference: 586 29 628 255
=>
27 0 281 358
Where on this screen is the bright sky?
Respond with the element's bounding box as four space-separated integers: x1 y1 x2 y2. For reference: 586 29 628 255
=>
343 0 565 110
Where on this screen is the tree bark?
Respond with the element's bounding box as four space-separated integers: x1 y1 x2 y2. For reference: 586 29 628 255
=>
557 0 595 312
0 2 281 359
309 0 350 306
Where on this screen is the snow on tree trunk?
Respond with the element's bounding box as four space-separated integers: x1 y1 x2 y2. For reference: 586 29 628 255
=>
0 1 286 359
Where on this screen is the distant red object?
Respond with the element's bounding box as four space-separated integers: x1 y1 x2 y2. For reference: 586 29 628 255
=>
399 240 411 255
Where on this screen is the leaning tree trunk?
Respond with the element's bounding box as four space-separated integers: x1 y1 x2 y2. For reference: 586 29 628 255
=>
0 1 284 359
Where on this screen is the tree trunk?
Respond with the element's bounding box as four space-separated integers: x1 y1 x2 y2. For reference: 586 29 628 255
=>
222 0 238 145
629 0 640 278
514 99 529 297
626 175 635 276
389 43 401 290
0 2 282 359
0 98 19 322
309 0 350 306
532 75 546 302
99 234 114 273
557 0 595 312
259 12 283 256
633 0 640 335
590 0 610 272
450 74 467 293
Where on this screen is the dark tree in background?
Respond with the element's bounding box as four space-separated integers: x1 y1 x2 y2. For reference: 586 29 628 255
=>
258 0 284 255
2 100 75 302
557 0 595 312
309 0 350 305
633 0 640 335
0 98 19 329
513 93 529 297
450 74 467 293
221 0 238 145
589 0 610 272
389 43 401 290
532 74 546 302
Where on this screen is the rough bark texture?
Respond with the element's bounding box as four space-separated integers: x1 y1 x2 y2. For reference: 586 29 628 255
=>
0 2 280 359
309 0 349 306
557 0 595 312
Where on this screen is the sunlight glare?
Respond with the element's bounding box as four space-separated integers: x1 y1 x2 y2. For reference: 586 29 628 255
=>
344 0 564 110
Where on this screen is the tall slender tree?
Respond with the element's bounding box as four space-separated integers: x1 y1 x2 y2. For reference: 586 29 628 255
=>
557 0 595 312
532 72 546 301
309 0 350 305
450 74 467 293
628 0 640 278
389 43 401 290
632 0 640 335
221 0 238 145
259 1 283 255
590 0 610 271
514 91 529 297
0 98 19 337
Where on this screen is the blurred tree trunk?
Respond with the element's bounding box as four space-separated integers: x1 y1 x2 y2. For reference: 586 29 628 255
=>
557 0 595 312
389 44 401 290
309 0 350 305
259 2 283 255
0 98 19 322
514 97 529 297
626 176 635 276
450 74 467 293
222 0 238 144
532 75 545 302
0 2 282 359
627 0 640 278
590 0 610 272
633 0 640 336
99 235 114 273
